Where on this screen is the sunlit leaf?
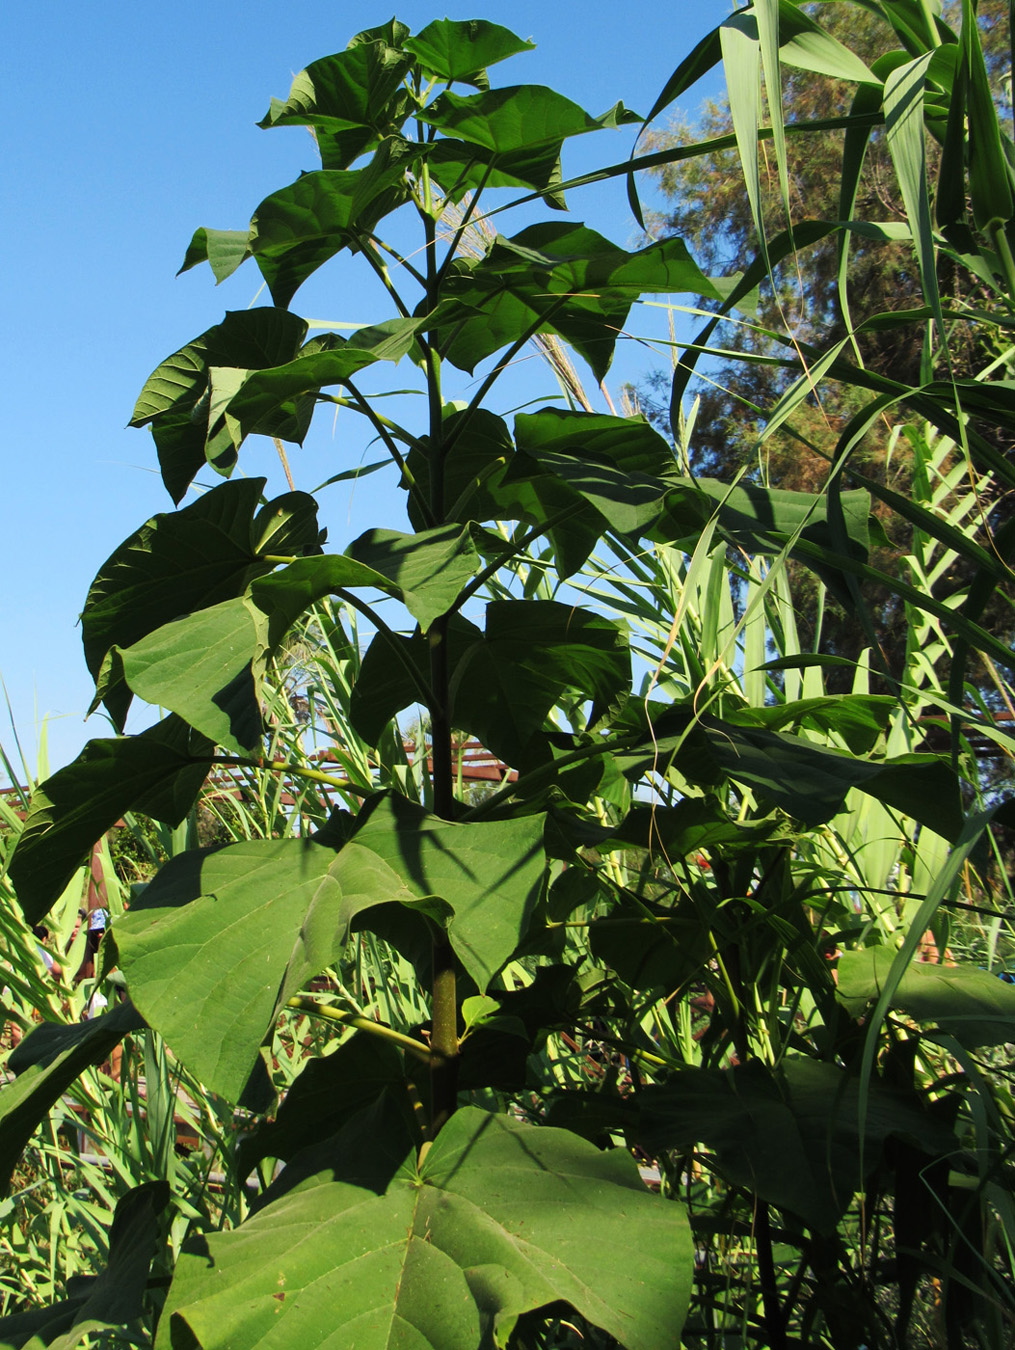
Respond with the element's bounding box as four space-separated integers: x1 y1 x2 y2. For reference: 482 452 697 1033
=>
257 44 414 169
405 19 535 87
838 948 1015 1046
160 1107 691 1350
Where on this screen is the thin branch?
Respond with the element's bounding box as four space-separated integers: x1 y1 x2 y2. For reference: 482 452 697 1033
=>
332 586 440 711
442 294 574 459
369 233 427 289
452 505 585 611
358 237 412 319
286 996 432 1064
340 377 436 528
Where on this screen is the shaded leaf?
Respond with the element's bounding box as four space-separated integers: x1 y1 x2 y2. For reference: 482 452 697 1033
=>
257 44 414 170
554 1059 953 1235
0 1000 145 1196
838 949 1015 1047
0 1181 168 1348
236 1033 409 1180
613 799 787 857
9 717 213 924
588 898 714 991
353 601 629 768
131 310 309 502
614 705 964 838
732 693 896 755
405 19 535 87
455 601 630 766
159 1107 691 1350
81 478 280 728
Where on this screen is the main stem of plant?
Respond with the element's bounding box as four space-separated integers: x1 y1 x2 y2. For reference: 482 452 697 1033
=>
423 192 459 1138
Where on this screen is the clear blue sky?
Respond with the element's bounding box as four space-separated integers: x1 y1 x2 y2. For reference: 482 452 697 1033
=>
3 2 732 780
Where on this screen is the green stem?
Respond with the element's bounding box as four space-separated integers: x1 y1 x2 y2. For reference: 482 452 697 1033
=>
435 169 493 288
442 296 572 460
211 756 369 795
755 1202 787 1350
323 396 426 456
359 237 412 319
452 505 585 612
341 379 436 527
421 185 460 1138
286 997 432 1064
333 587 440 710
369 233 427 289
428 936 458 1137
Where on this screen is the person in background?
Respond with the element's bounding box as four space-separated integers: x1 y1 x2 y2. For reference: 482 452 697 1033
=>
76 907 108 983
33 924 63 981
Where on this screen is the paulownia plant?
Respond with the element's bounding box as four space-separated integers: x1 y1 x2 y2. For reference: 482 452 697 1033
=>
2 10 999 1348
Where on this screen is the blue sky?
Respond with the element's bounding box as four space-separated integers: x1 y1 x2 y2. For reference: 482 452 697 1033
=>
3 2 732 780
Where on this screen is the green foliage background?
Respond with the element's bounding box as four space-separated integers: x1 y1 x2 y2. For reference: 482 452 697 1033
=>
4 5 1015 1347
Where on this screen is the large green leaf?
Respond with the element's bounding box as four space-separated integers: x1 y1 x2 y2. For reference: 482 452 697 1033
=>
515 408 676 478
112 804 545 1097
512 408 712 537
158 1106 691 1350
733 693 897 755
351 602 630 768
80 479 285 728
838 948 1015 1047
116 596 269 754
0 1000 145 1195
696 477 872 602
131 310 309 502
110 838 340 1102
453 600 630 764
434 223 725 382
423 86 639 203
8 716 213 924
256 43 414 169
247 142 416 307
614 705 963 838
281 797 548 997
406 407 516 529
222 319 426 441
251 522 482 636
349 618 474 748
346 524 482 630
337 795 547 991
405 19 535 88
408 408 608 577
705 725 963 837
